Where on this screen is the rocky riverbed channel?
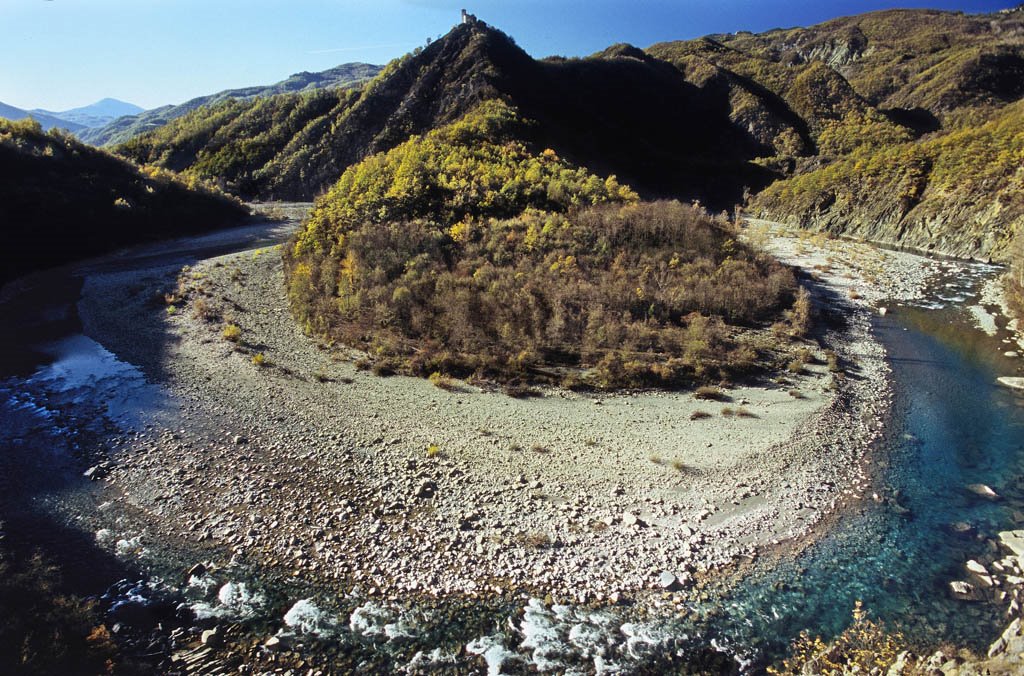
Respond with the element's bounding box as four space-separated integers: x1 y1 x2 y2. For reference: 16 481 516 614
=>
69 230 906 607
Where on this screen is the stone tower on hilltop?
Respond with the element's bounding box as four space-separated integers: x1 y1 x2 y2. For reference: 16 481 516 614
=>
461 9 478 25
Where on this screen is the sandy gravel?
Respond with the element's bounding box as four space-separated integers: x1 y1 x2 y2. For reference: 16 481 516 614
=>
72 220 905 605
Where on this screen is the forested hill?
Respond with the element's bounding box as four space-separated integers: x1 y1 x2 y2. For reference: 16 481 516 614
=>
81 62 381 147
0 118 248 284
114 21 802 208
647 6 1024 260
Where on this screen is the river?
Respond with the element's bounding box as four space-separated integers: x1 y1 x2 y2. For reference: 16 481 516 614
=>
1 218 1022 672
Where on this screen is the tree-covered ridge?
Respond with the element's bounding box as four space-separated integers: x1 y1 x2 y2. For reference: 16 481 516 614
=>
285 102 799 388
0 118 247 284
119 89 360 198
113 21 780 207
80 62 381 147
293 100 637 256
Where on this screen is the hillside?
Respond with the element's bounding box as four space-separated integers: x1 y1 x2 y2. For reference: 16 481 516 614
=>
646 7 1024 260
116 22 798 208
751 99 1024 259
81 62 381 147
0 101 85 133
109 8 1024 260
284 100 803 388
0 118 248 285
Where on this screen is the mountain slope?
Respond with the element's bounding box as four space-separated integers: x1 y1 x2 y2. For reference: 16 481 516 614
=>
752 99 1024 259
0 101 85 133
111 8 1024 259
0 118 248 284
118 22 796 207
649 6 1024 260
80 62 381 147
651 8 1024 125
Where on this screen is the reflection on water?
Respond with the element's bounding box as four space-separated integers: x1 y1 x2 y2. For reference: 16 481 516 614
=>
29 335 171 428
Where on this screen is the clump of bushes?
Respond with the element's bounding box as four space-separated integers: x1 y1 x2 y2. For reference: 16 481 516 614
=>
0 542 120 674
787 358 807 374
770 601 905 674
695 386 729 401
192 297 216 321
284 101 801 391
428 371 458 391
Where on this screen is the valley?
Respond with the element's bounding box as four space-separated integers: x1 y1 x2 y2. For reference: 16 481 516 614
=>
2 3 1024 674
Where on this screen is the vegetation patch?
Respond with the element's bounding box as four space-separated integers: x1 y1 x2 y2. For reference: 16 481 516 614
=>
771 601 905 674
0 542 121 674
284 102 802 391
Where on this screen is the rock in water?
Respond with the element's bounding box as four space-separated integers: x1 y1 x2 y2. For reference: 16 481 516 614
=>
949 580 981 601
966 560 988 576
966 484 1000 500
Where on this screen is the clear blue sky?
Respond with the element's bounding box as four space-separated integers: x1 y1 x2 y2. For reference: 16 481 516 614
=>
0 0 1018 111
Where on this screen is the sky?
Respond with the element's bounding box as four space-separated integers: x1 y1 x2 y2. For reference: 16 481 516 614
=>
0 0 1019 112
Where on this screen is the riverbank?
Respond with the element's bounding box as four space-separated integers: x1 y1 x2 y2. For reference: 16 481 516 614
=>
69 223 910 610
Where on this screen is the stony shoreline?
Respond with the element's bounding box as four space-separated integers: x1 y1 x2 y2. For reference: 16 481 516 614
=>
67 221 923 609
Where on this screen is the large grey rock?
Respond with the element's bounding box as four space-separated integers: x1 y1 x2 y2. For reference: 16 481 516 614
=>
658 571 680 591
414 480 437 499
989 618 1022 658
622 512 646 528
999 530 1024 558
